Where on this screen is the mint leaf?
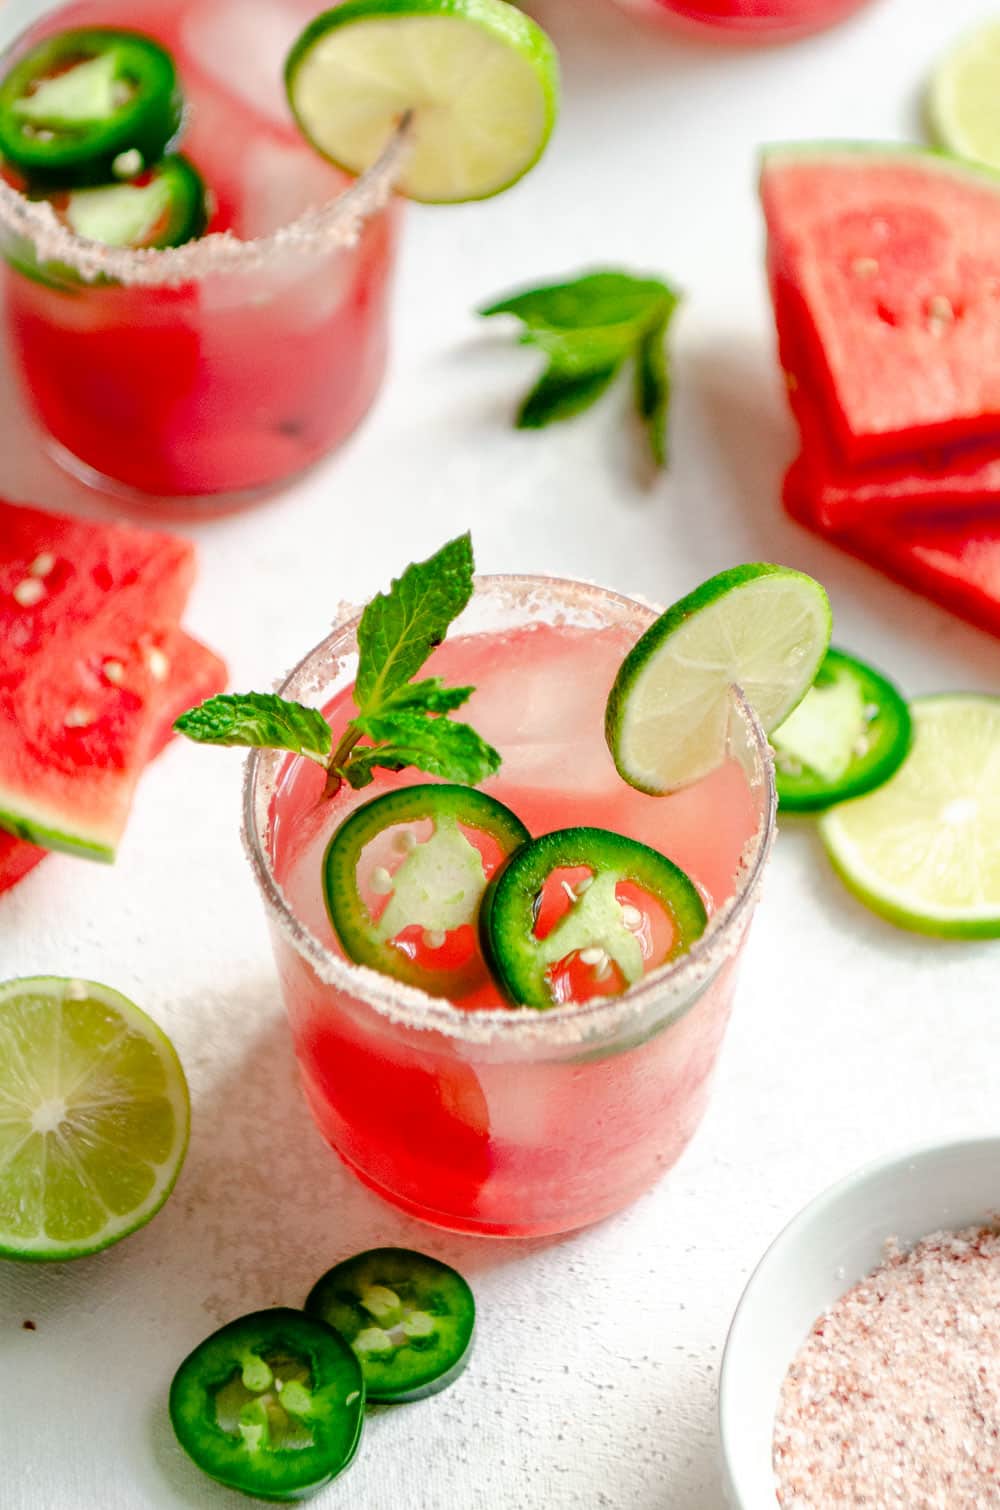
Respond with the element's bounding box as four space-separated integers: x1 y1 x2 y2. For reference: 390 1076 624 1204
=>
636 315 671 468
481 268 681 466
174 693 332 764
344 712 501 789
379 677 474 714
355 533 474 709
481 271 673 332
518 362 622 429
521 324 635 376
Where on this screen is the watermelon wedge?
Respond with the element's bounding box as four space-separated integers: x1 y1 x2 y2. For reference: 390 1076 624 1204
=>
762 145 1000 466
775 272 1000 529
790 413 1000 529
0 502 195 860
786 460 1000 640
0 631 227 896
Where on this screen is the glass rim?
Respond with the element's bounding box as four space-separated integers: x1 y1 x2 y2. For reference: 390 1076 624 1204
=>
242 572 778 1047
0 94 407 288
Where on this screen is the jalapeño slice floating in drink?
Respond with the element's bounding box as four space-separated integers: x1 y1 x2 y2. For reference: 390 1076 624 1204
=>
0 29 182 185
322 784 530 998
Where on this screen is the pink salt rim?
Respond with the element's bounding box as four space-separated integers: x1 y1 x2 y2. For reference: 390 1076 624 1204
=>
241 573 778 1048
0 123 408 288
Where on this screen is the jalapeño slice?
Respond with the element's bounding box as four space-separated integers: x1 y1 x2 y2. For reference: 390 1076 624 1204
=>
0 29 182 185
772 647 912 812
56 153 207 249
306 1248 475 1403
322 784 530 998
169 1308 365 1502
480 827 707 1009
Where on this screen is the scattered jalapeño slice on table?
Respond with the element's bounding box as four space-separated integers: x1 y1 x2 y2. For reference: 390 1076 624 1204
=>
771 648 912 812
169 1309 365 1500
306 1248 476 1402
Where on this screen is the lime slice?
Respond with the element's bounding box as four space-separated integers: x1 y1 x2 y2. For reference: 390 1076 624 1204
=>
928 22 1000 170
285 0 559 203
0 977 189 1261
606 564 831 794
820 694 1000 937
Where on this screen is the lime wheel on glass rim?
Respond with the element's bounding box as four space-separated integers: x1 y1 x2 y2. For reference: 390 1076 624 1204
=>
606 563 832 795
285 0 560 202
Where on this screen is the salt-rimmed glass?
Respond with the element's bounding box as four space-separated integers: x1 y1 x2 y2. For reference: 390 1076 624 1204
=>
0 0 403 510
243 575 777 1238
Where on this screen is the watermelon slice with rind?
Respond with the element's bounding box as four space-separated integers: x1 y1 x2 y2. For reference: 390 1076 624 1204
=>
0 502 194 860
762 144 1000 466
0 631 227 895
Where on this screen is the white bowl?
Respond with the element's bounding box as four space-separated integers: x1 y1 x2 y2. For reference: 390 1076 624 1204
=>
718 1136 1000 1509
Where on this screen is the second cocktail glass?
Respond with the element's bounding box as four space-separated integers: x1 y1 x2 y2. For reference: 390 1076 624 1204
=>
0 0 400 508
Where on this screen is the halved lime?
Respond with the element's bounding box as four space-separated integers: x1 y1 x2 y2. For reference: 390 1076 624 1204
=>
0 977 189 1261
928 22 1000 171
606 564 831 795
285 0 559 203
773 647 912 812
820 695 1000 937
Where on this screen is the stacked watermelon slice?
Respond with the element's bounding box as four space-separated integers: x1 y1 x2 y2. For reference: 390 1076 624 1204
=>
0 500 226 895
762 144 1000 638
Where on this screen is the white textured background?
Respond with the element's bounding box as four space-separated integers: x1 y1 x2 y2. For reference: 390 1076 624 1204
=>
2 0 1000 1505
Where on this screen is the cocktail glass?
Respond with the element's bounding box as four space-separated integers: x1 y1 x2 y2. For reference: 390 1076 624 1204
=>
608 0 875 41
243 574 776 1237
0 0 401 510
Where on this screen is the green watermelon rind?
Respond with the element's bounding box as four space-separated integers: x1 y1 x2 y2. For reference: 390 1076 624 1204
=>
759 139 1000 196
0 796 115 862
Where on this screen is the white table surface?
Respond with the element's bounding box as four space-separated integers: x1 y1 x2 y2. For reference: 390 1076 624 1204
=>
2 0 1000 1505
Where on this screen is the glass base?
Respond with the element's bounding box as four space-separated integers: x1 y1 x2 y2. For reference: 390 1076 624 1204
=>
42 432 325 521
328 1139 613 1239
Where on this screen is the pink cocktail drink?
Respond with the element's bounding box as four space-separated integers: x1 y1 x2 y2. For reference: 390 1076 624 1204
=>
609 0 874 40
245 576 775 1237
0 0 399 505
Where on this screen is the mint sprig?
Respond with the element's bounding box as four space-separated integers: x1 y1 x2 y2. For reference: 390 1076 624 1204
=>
480 269 680 466
174 693 332 762
174 535 501 796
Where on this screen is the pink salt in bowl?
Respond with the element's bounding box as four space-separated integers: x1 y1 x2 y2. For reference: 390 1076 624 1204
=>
718 1136 1000 1507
